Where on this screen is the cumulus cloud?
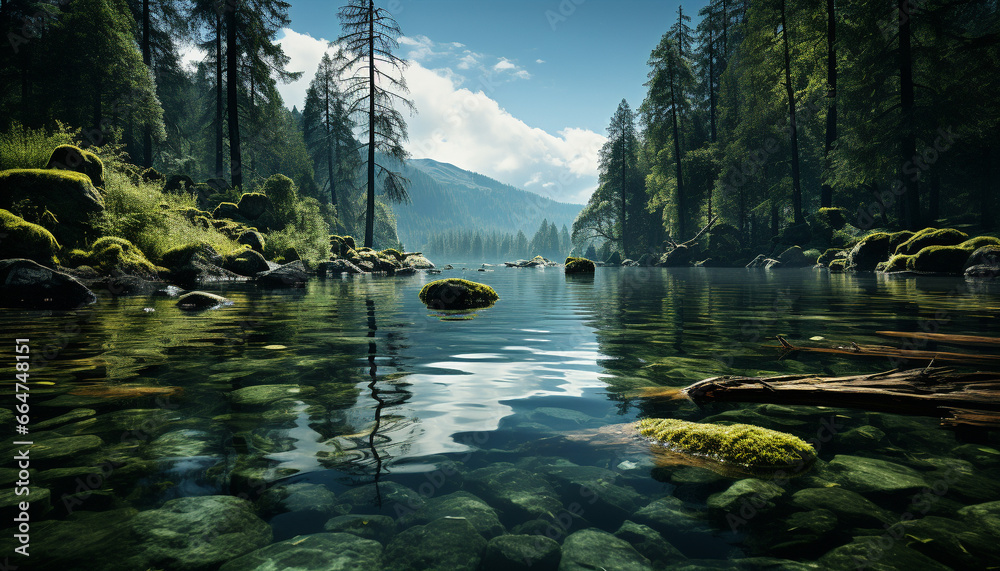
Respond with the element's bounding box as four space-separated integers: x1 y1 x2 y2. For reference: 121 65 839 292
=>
271 29 601 204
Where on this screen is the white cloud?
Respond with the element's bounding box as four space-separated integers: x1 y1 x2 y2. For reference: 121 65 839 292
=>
177 42 207 71
494 58 516 72
276 28 337 110
535 59 545 64
403 62 602 204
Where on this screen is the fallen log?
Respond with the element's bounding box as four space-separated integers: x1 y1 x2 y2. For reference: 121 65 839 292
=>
681 367 1000 430
775 335 1000 366
875 330 1000 348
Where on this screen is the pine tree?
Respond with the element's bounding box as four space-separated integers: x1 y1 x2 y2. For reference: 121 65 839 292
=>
303 50 358 208
338 0 414 248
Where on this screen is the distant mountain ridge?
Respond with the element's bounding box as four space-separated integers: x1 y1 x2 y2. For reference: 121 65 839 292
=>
391 158 584 250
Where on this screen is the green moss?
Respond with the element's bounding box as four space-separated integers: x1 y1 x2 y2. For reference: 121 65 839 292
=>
46 145 104 187
222 246 269 276
236 193 268 220
0 169 104 240
636 418 816 471
887 230 915 252
62 248 91 267
908 244 974 274
828 259 846 272
380 248 403 262
816 207 848 229
565 256 595 273
846 232 891 271
894 227 968 256
882 254 915 273
88 236 158 277
0 208 60 265
418 278 499 309
159 243 219 269
212 202 240 220
343 235 356 250
817 248 845 266
960 236 1000 250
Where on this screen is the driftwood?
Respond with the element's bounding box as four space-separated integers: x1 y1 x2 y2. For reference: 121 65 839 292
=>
681 367 1000 430
665 214 719 250
875 331 1000 348
775 335 1000 366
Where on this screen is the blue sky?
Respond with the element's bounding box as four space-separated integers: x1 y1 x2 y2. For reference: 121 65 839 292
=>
264 1 707 203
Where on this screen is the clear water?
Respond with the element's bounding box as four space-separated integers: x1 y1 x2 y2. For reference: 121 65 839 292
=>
2 267 999 569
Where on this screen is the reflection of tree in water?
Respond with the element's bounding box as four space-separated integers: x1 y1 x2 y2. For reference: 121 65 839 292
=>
366 298 387 505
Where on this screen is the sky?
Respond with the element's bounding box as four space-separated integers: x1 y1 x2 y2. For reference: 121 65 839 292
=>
187 1 705 205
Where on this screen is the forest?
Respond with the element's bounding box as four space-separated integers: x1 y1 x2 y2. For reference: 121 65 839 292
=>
575 0 999 264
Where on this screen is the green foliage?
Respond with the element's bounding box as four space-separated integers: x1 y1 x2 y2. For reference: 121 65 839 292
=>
0 123 78 171
636 418 816 471
565 257 596 274
0 208 60 265
418 278 499 310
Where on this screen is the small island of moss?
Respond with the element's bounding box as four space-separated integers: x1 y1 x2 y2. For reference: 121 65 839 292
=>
418 278 499 310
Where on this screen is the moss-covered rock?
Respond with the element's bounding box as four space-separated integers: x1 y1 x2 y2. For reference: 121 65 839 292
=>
222 247 269 277
237 230 265 254
0 258 96 308
636 418 816 472
159 242 221 270
828 258 846 272
176 291 230 310
882 253 915 273
380 248 403 261
88 236 159 277
0 208 60 265
888 230 915 252
403 253 435 269
960 235 1000 251
659 245 692 267
212 201 240 220
281 247 300 263
565 256 595 273
846 232 891 271
236 192 268 220
895 227 969 256
777 246 811 267
0 168 104 246
419 278 499 309
205 177 229 192
816 248 844 266
908 244 973 274
815 207 848 229
45 144 104 187
165 174 196 193
966 245 1000 268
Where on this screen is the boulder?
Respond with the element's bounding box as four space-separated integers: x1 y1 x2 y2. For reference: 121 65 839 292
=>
465 463 561 520
846 232 891 271
564 256 595 273
637 253 656 267
236 193 269 220
966 264 1000 279
828 258 846 272
324 514 397 544
403 254 435 269
817 248 845 266
219 532 382 571
222 247 269 277
212 201 240 220
894 227 968 256
165 174 196 193
881 253 914 273
483 534 560 571
318 259 364 276
176 291 230 310
0 258 96 309
613 520 685 565
257 482 338 518
86 236 159 278
631 496 708 537
45 144 104 187
790 487 893 527
558 529 653 571
818 536 952 571
815 207 848 229
659 245 692 267
0 168 104 246
965 245 1000 268
777 246 809 267
418 278 498 309
707 478 785 513
398 491 504 539
237 230 265 254
908 245 973 274
255 260 311 288
824 455 927 493
128 496 272 571
384 518 487 571
0 208 60 265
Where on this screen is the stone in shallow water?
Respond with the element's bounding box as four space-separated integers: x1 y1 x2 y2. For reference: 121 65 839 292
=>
670 466 727 485
895 515 1000 570
482 534 560 571
825 455 927 493
834 425 886 451
542 463 642 520
818 536 952 571
786 509 838 536
465 462 562 519
33 407 96 430
631 496 708 537
127 495 272 570
384 517 487 571
229 384 314 407
790 487 893 527
338 481 427 514
258 482 338 518
558 528 653 571
27 434 104 463
324 514 397 544
706 478 785 513
398 491 504 539
614 520 686 564
957 500 1000 538
219 532 383 571
10 508 137 571
145 429 218 458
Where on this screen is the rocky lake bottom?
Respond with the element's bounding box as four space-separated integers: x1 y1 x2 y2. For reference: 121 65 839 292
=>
1 266 998 570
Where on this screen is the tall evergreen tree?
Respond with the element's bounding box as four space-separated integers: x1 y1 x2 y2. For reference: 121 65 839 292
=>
338 0 414 248
303 50 358 209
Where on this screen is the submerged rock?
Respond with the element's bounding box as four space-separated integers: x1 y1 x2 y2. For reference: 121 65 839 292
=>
631 496 707 537
483 534 561 571
398 491 504 539
176 291 230 310
558 528 653 571
465 463 562 519
128 495 271 570
324 514 397 544
706 478 785 513
0 258 96 309
825 454 927 493
418 278 499 310
818 536 952 571
635 418 816 473
258 482 338 518
229 384 314 408
219 532 383 571
790 487 892 527
613 520 685 564
384 517 487 571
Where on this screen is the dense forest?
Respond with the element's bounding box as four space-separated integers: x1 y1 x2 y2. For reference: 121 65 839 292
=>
575 0 999 263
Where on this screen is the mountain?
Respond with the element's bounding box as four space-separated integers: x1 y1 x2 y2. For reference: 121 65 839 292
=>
391 158 585 250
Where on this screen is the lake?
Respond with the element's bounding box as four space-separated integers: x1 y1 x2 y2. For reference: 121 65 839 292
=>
3 266 999 570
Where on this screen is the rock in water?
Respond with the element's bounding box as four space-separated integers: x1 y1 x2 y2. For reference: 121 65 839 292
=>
128 496 271 570
176 291 230 310
219 532 383 571
256 260 311 288
635 418 816 474
564 257 595 273
0 258 96 309
418 278 498 309
483 535 560 571
384 518 487 571
558 528 653 571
